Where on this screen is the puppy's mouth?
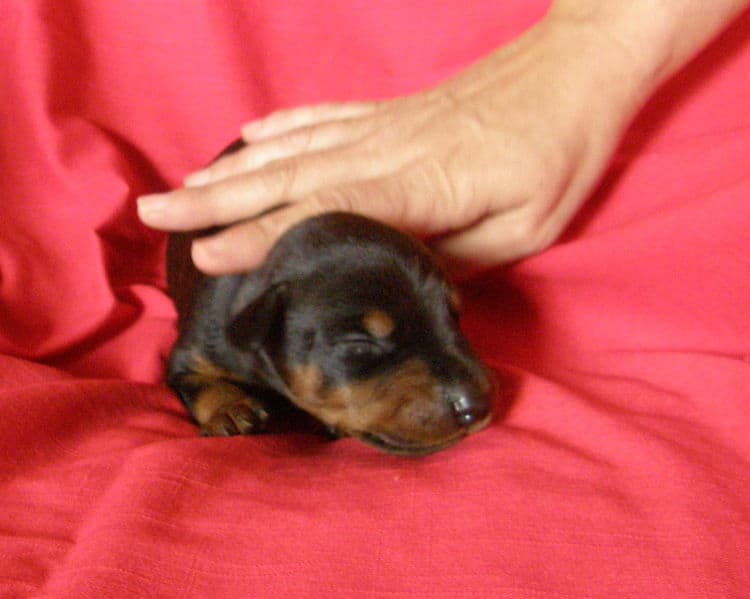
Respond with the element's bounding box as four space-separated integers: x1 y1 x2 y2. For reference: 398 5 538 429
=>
355 431 464 457
353 412 492 456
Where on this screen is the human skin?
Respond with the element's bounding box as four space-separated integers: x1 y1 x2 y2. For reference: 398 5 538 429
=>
137 0 749 277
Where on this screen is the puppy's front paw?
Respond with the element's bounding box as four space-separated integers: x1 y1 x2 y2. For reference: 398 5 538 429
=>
192 382 270 436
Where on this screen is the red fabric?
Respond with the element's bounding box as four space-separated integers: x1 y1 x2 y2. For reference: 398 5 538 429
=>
1 1 749 596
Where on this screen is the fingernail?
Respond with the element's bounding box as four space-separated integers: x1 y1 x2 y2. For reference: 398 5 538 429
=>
137 195 167 222
183 169 211 188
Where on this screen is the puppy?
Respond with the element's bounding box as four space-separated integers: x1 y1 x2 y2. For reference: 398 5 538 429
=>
166 151 492 456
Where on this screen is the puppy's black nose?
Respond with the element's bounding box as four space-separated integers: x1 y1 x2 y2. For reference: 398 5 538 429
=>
445 385 490 428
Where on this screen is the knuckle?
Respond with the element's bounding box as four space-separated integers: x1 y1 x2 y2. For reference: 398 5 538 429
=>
208 146 259 182
282 126 316 152
252 213 289 248
264 107 295 126
506 220 536 253
504 211 550 257
215 153 246 178
423 159 459 209
307 189 356 215
392 161 455 232
256 160 299 199
204 185 240 225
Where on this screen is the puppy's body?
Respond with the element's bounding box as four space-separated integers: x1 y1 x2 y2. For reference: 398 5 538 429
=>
167 150 492 456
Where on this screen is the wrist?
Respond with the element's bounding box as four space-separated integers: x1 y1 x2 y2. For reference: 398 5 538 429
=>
545 0 750 93
521 16 658 138
542 2 677 102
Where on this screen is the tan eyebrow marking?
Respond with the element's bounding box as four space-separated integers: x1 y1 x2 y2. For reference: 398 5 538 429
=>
362 309 395 339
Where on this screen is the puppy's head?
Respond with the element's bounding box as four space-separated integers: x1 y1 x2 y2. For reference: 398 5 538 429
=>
228 213 492 455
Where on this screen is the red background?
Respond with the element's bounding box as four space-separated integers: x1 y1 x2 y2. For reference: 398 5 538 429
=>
1 1 749 596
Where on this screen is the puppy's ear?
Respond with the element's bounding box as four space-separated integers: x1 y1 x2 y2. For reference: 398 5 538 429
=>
226 283 287 351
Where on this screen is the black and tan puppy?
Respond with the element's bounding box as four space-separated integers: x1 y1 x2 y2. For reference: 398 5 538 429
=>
167 150 492 456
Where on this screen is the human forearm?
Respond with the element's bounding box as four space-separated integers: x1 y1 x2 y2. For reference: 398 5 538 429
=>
547 0 750 92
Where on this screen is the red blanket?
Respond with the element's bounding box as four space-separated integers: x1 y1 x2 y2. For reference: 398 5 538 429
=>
2 1 749 596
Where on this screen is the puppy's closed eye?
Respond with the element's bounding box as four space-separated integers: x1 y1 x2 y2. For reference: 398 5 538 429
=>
337 333 392 359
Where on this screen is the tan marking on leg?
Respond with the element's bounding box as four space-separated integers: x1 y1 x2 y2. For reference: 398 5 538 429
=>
192 382 251 425
192 382 269 436
182 351 245 390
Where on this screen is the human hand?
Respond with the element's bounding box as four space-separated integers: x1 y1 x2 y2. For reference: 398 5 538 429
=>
136 13 662 276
